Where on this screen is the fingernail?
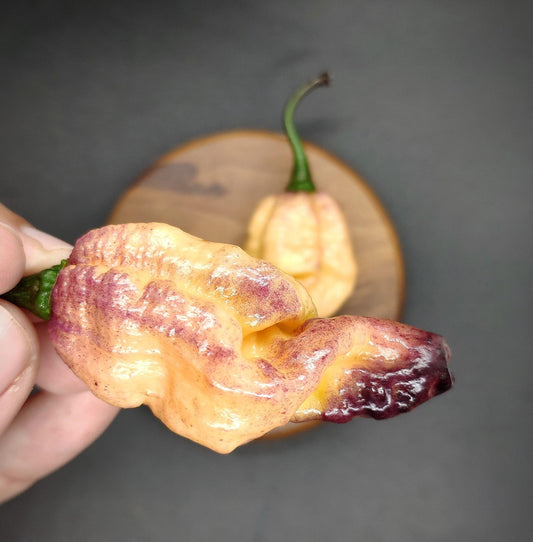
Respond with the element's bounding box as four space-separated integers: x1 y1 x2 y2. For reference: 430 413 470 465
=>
0 304 34 394
0 221 20 237
19 225 72 251
18 225 72 274
0 223 26 291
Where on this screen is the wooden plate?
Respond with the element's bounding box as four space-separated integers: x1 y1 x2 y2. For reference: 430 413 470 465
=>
107 130 406 439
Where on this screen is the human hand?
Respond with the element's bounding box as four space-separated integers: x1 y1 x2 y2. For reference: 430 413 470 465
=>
0 203 119 503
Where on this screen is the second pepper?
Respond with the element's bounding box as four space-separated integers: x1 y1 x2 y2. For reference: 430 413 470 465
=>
245 73 357 317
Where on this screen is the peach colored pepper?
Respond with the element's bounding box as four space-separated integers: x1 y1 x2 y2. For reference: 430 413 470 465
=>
245 73 357 317
2 223 452 453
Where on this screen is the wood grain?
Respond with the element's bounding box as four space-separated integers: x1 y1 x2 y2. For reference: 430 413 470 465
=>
108 130 405 321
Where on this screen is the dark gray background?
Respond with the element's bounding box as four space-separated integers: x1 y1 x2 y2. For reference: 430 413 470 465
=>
1 1 532 540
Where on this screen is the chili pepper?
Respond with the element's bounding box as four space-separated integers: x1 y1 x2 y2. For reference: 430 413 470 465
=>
2 222 452 454
245 73 357 317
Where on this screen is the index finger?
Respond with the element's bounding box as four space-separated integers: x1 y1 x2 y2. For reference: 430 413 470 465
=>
0 203 72 277
0 204 88 392
0 222 25 293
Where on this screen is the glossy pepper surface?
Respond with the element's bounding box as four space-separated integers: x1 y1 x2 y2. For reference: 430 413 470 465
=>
245 73 357 317
3 223 452 454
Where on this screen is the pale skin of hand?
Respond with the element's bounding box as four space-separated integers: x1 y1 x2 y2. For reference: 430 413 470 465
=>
0 203 118 503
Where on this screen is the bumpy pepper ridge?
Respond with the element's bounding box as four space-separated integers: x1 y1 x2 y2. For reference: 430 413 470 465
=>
49 223 325 453
49 223 452 454
291 316 452 423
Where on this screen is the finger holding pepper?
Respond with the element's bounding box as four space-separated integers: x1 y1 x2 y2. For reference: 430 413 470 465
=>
0 204 118 503
245 73 357 317
2 222 452 454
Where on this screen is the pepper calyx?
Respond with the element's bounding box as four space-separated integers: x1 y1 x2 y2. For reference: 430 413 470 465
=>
0 259 68 320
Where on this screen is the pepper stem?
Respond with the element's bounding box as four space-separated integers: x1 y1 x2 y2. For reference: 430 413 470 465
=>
0 260 67 320
284 72 331 192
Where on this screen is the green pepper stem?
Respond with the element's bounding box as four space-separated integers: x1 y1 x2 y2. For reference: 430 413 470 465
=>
0 260 67 320
284 72 331 192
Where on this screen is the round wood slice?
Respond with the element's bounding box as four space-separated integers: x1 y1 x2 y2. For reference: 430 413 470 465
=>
107 130 406 439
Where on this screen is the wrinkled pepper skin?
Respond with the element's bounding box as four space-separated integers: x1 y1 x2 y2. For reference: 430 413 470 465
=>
291 316 452 423
245 191 357 318
48 223 452 454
